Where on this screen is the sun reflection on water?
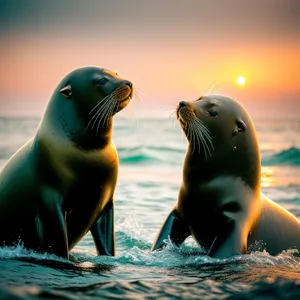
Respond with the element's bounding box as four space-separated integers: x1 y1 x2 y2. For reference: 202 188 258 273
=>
261 167 275 187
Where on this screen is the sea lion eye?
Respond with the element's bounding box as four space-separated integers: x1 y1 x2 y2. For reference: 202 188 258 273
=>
208 109 218 117
97 78 108 86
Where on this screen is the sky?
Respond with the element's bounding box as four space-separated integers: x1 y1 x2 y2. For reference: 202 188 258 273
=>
0 0 299 118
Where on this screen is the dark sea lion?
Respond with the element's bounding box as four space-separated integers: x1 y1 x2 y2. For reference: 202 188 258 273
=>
0 66 133 259
152 95 300 257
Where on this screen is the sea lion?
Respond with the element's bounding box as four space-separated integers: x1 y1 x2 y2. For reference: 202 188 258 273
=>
152 95 300 257
0 66 133 259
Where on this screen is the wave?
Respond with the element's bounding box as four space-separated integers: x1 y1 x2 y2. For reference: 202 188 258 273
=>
262 147 300 166
118 145 185 165
2 278 300 300
119 146 300 166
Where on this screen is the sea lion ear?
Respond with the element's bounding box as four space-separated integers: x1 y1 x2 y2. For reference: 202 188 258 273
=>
233 119 247 135
59 85 72 99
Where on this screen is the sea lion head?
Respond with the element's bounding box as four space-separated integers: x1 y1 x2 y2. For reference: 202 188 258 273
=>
177 95 261 189
43 66 134 149
57 66 133 128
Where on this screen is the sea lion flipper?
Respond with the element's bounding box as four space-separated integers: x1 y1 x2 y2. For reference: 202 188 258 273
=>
151 209 191 251
207 219 246 258
40 188 69 259
90 200 115 256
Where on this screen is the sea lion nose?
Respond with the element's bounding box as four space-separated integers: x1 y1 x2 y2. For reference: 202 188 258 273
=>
179 101 189 108
124 81 133 89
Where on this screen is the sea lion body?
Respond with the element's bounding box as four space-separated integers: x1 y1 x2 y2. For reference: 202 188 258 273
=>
0 67 133 258
152 95 300 257
250 195 300 255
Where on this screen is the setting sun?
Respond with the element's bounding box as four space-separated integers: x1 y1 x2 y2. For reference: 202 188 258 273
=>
237 76 246 85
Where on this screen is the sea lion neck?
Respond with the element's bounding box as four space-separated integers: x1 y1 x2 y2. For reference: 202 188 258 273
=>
183 145 261 192
38 100 113 151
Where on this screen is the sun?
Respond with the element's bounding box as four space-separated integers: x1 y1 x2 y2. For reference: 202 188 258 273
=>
237 76 246 85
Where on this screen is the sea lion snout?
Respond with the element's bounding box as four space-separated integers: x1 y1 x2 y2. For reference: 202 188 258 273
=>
114 81 134 102
177 101 196 124
117 80 134 100
179 101 189 108
112 80 134 113
124 80 133 89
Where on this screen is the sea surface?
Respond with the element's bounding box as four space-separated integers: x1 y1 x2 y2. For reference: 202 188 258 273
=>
0 115 300 299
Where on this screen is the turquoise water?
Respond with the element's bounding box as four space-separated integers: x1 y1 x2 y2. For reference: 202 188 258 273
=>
0 116 300 299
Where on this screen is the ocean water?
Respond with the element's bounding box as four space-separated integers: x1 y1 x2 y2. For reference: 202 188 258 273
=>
0 116 299 299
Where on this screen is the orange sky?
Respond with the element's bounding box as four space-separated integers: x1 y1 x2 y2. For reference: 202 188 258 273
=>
0 0 299 118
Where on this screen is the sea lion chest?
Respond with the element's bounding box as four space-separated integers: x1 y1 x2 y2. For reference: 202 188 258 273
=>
65 143 118 212
37 137 119 212
177 176 259 246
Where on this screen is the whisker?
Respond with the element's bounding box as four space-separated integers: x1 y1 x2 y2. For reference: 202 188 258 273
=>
86 95 112 130
170 111 177 130
87 104 106 131
195 123 212 145
133 87 144 103
187 122 197 154
100 103 112 130
191 123 201 155
92 97 113 131
189 119 214 159
91 111 102 131
105 100 117 126
195 120 214 152
195 119 211 136
89 94 112 115
194 123 212 158
92 95 115 133
97 99 116 133
186 124 192 153
196 126 208 158
201 133 209 159
204 80 219 96
209 82 226 95
133 92 143 104
168 111 177 118
194 119 213 141
191 126 197 155
96 104 110 134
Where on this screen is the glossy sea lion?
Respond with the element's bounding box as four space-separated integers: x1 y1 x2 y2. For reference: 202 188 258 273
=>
152 95 300 257
0 66 133 259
